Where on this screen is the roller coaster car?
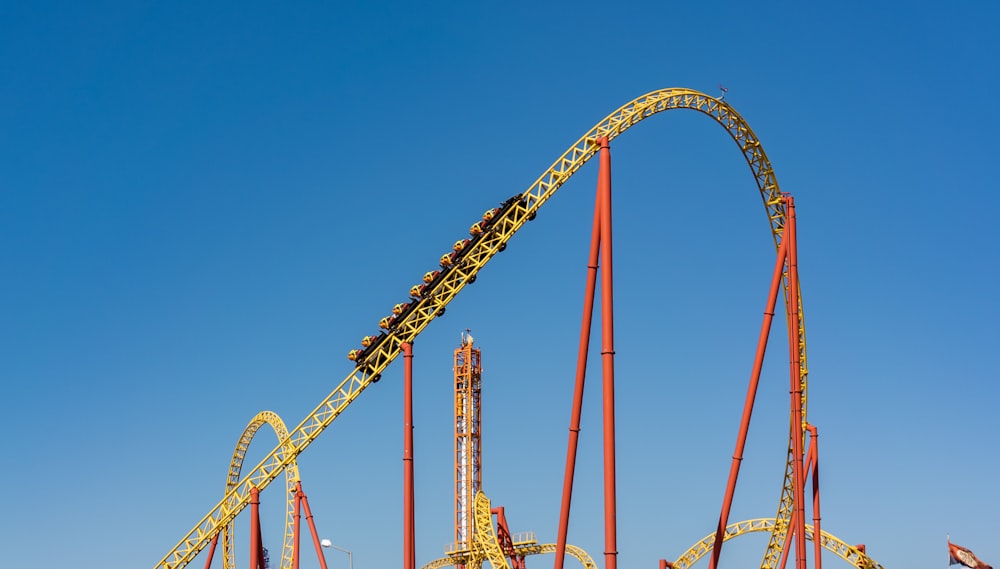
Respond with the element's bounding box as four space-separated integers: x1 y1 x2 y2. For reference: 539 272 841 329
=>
475 195 522 233
442 239 473 268
382 300 417 329
348 344 373 363
482 208 502 222
379 315 396 330
489 195 526 224
501 194 525 210
412 270 445 299
350 332 388 363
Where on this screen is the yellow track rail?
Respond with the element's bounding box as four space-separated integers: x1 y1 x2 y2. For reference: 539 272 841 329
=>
671 518 883 569
428 490 597 569
472 492 512 569
424 492 597 569
420 543 598 569
222 411 300 569
154 88 807 569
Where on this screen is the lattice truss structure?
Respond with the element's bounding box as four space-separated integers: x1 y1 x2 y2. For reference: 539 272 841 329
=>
454 332 483 552
423 492 598 569
154 88 880 569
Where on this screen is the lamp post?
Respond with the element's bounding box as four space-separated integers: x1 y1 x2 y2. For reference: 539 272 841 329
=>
320 539 353 569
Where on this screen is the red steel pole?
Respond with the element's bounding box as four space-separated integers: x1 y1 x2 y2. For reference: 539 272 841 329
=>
203 533 219 569
779 438 817 569
807 424 823 569
597 137 619 569
554 152 604 569
249 487 261 569
403 342 416 569
785 195 807 569
709 236 789 569
293 483 303 569
301 490 330 569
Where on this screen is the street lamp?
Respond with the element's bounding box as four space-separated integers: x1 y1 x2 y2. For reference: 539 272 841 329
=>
320 539 353 569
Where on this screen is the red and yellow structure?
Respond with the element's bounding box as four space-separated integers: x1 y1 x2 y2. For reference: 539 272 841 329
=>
422 334 596 569
453 330 483 558
153 88 887 569
198 411 332 569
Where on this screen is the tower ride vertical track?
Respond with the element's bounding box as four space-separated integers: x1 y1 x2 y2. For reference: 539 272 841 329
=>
155 88 812 569
454 331 483 557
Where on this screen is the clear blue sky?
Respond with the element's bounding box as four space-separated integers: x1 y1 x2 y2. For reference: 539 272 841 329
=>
2 2 997 569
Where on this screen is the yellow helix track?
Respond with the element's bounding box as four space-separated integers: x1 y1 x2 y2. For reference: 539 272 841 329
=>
671 519 884 569
222 411 301 569
472 492 513 569
154 87 808 569
420 491 598 569
421 543 598 569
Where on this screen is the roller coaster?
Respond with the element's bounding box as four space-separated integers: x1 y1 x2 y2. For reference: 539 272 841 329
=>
153 88 886 569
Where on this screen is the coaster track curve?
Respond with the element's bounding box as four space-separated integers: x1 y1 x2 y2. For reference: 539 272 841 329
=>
153 88 807 569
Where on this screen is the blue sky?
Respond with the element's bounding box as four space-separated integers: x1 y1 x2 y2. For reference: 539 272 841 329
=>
2 2 998 569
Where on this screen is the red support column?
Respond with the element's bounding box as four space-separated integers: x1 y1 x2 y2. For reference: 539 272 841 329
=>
784 195 808 569
249 487 261 569
554 149 604 569
807 425 823 569
709 236 789 569
293 482 303 569
596 137 619 569
203 533 219 569
301 489 330 569
403 342 416 569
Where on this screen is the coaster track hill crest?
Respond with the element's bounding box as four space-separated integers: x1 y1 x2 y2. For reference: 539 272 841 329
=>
154 88 884 569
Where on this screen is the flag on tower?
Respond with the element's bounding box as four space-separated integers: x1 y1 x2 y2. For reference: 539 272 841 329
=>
949 541 993 569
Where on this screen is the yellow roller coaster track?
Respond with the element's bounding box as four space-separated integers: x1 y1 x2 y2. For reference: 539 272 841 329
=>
154 88 808 569
421 491 598 569
671 519 883 569
421 543 598 569
222 411 300 569
421 518 881 569
472 492 513 569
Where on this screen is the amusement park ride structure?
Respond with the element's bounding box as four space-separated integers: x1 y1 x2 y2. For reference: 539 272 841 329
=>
453 331 483 561
153 88 887 569
432 331 597 569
